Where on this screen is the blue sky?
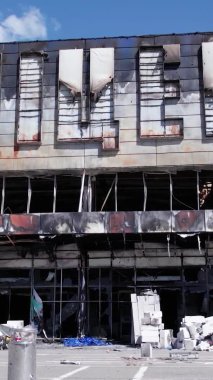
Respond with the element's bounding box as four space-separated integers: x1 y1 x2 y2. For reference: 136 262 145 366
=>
0 0 213 42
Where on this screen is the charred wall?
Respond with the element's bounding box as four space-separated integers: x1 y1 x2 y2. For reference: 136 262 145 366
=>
1 32 213 340
0 32 212 173
0 235 213 340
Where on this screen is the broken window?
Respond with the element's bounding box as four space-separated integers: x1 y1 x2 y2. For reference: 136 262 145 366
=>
202 42 213 136
199 171 213 209
4 177 28 213
0 171 209 215
57 48 119 150
144 173 170 211
139 45 182 138
112 269 133 341
95 174 116 211
55 175 82 212
117 173 144 211
18 53 43 143
30 177 55 213
172 171 197 210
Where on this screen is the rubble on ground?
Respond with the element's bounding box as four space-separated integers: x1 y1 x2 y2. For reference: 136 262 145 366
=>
131 290 172 348
131 290 213 351
173 315 213 351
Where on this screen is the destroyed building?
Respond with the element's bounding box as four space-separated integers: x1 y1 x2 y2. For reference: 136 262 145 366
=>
1 32 213 341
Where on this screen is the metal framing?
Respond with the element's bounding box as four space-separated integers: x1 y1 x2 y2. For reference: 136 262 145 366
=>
0 170 212 340
0 248 212 340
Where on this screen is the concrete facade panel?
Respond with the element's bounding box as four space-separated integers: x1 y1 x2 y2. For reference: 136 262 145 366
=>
0 33 211 172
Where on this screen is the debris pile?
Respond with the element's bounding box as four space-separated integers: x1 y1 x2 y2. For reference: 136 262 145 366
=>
174 315 213 351
131 290 172 348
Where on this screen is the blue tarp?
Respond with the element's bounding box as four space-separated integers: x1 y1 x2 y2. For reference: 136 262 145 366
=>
63 337 112 347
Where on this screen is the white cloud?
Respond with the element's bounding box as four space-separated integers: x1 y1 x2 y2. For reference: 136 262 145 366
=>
0 7 47 42
51 18 61 32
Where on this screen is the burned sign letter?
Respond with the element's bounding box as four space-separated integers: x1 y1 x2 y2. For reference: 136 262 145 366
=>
58 49 84 140
202 42 213 136
139 45 183 138
90 48 119 150
18 53 43 143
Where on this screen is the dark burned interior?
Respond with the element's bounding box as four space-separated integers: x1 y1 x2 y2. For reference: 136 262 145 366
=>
1 170 213 213
0 170 213 341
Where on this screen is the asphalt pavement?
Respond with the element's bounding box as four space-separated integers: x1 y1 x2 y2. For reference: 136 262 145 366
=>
1 344 213 380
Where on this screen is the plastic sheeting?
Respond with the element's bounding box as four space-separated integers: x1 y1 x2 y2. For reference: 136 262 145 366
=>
202 42 213 90
63 337 112 347
90 48 114 94
59 49 83 94
0 324 13 337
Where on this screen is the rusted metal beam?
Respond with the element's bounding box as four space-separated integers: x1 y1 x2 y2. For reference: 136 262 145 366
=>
169 173 173 211
1 177 5 214
78 170 85 212
88 175 92 212
197 171 200 210
115 173 118 212
100 176 116 211
27 177 32 214
143 173 147 211
53 175 57 213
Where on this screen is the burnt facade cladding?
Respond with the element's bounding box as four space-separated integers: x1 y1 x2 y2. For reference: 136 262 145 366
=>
1 32 213 341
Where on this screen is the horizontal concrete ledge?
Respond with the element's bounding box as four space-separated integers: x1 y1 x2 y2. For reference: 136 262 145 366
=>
0 210 212 235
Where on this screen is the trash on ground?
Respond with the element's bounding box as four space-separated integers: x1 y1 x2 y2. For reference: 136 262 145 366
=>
169 351 199 360
63 336 112 347
60 360 80 365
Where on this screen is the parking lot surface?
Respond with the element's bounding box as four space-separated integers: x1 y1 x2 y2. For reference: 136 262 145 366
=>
1 345 213 380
